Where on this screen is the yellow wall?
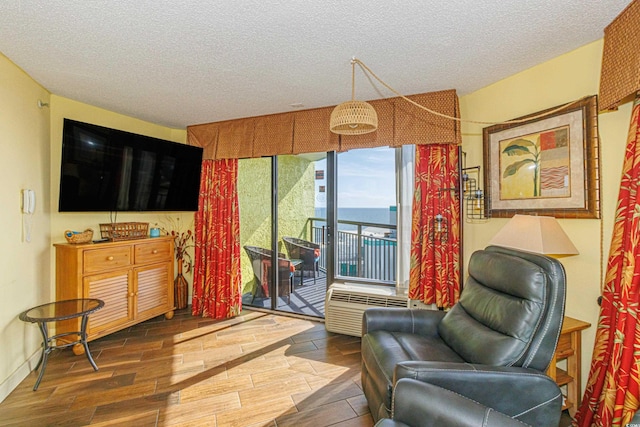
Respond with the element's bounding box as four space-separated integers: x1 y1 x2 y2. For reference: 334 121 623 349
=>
460 39 631 392
0 54 190 399
48 96 192 300
49 94 189 240
0 53 52 396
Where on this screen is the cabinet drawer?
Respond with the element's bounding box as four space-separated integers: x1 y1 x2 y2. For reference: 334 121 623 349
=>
84 246 132 274
556 332 574 358
135 241 172 264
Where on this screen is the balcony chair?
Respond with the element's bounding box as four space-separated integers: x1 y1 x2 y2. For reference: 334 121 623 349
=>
375 379 533 427
361 245 566 426
243 245 294 303
282 236 320 285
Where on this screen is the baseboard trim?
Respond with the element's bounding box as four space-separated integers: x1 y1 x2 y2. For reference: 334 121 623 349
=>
0 350 40 403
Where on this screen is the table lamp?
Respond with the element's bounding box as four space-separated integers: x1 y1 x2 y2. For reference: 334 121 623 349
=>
488 214 578 256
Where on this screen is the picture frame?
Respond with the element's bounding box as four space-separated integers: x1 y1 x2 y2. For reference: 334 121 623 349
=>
482 95 600 219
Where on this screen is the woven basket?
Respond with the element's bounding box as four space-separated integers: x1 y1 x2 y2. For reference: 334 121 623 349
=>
64 229 94 244
99 222 149 241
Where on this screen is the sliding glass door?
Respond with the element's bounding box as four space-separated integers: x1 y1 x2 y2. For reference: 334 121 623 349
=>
277 153 327 316
238 147 402 317
238 153 328 316
238 157 275 309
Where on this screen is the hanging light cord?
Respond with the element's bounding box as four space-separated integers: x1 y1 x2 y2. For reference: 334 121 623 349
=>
351 60 356 101
352 57 587 126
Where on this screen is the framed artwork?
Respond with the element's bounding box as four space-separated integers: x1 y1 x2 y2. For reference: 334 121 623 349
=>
483 95 600 219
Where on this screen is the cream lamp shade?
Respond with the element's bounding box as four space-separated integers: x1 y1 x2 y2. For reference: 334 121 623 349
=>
488 214 579 256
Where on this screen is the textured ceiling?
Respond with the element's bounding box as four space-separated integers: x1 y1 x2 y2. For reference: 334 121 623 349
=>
0 0 631 129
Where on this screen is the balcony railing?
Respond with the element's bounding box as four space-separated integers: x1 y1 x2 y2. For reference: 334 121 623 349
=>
309 218 396 284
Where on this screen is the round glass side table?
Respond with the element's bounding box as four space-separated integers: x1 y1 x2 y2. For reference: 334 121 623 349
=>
19 298 104 390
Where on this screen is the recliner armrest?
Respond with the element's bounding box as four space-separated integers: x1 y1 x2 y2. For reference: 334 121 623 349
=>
362 308 446 336
380 378 529 427
394 362 562 427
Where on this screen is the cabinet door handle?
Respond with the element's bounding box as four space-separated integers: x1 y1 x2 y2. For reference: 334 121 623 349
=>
107 256 114 261
152 249 158 254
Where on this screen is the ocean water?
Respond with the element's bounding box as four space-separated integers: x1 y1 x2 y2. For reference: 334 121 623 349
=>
314 207 397 273
315 207 396 231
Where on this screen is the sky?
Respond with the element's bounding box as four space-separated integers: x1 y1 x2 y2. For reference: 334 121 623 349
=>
314 146 396 209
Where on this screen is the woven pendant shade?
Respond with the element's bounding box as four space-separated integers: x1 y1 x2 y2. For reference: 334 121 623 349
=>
330 100 378 135
330 59 378 135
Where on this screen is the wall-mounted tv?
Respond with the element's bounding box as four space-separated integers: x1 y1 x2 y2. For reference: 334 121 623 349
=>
59 119 203 212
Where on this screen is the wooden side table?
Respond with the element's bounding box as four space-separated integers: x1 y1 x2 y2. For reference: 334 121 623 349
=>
546 316 591 416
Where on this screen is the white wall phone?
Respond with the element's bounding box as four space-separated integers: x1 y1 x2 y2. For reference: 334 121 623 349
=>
22 189 35 214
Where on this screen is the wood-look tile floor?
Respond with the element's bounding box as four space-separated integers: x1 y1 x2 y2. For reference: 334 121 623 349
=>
0 308 373 427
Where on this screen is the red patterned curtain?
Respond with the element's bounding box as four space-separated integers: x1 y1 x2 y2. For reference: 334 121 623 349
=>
408 144 461 309
575 95 640 426
192 159 242 319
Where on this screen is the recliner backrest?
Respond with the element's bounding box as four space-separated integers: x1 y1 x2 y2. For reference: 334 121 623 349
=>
438 246 566 371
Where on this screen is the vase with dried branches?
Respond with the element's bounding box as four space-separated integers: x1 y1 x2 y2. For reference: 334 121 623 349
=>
160 217 194 310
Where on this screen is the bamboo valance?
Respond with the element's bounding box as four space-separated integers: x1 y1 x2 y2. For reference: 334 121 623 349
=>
187 89 461 160
599 0 640 111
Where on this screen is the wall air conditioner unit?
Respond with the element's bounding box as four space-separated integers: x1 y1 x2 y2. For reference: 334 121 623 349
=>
325 283 408 337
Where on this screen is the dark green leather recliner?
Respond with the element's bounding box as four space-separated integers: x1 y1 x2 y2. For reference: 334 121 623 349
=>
361 246 566 426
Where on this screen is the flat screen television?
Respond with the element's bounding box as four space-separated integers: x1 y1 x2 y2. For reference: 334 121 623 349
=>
59 119 203 212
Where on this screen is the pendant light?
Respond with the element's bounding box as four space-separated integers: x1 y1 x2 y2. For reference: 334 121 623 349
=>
330 59 378 135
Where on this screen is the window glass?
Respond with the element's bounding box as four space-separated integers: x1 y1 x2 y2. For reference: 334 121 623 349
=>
335 147 397 283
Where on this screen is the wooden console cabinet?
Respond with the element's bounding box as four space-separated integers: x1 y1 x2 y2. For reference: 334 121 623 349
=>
546 316 591 416
55 236 175 351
